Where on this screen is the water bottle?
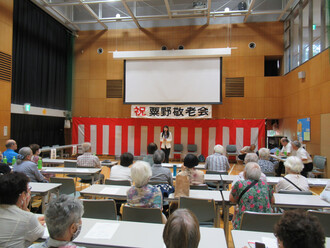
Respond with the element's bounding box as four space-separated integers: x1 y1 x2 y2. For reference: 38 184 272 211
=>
276 149 279 156
12 156 16 165
38 157 42 170
173 165 177 177
284 151 287 157
3 156 7 164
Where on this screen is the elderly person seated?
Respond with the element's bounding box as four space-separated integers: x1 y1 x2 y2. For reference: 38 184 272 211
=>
30 195 84 248
0 172 45 247
274 210 325 248
13 147 48 182
229 162 274 230
163 209 200 248
110 152 133 181
177 154 204 185
291 141 313 177
258 148 276 174
238 144 256 162
205 145 230 172
127 161 163 209
77 142 104 184
149 150 173 186
2 139 18 164
276 156 309 192
143 143 158 166
232 153 267 185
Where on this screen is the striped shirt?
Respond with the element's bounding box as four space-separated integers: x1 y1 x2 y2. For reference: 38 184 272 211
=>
77 153 100 168
205 153 230 172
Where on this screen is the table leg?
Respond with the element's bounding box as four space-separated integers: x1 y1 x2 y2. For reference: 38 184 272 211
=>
224 204 229 243
92 174 95 184
41 195 46 214
216 182 220 191
215 205 220 227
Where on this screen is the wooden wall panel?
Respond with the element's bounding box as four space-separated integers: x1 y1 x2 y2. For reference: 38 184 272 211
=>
0 0 13 148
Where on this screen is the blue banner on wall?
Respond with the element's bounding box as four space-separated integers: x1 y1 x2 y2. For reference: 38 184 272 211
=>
297 118 311 141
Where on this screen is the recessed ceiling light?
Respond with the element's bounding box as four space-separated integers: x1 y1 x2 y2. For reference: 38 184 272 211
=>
116 13 121 18
224 7 230 12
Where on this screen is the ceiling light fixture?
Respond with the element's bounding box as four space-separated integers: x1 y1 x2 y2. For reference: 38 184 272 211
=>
224 7 230 12
116 13 121 18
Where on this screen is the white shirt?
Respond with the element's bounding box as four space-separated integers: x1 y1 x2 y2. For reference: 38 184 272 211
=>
160 132 172 149
276 174 310 192
0 205 44 248
295 147 312 163
281 143 292 154
110 165 132 181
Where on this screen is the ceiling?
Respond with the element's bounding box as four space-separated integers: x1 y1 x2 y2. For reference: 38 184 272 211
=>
31 0 298 31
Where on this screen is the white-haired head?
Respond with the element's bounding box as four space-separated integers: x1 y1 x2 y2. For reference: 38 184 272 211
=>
258 148 270 160
81 142 92 153
131 161 152 188
244 153 258 163
244 162 261 181
284 156 304 174
214 145 225 155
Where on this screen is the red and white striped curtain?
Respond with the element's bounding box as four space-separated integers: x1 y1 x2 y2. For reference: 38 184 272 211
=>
72 117 265 157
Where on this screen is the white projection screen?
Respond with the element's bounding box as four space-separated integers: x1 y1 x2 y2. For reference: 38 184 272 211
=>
124 58 222 104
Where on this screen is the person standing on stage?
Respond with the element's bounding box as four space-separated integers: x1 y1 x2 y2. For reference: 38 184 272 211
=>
160 126 172 163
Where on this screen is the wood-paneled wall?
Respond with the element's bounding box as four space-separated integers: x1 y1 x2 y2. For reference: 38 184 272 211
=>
280 49 330 175
73 22 284 119
0 0 13 150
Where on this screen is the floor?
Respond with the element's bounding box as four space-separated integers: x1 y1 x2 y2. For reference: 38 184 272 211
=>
35 157 324 248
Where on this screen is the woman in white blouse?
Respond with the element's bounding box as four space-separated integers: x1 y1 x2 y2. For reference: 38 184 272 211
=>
291 140 313 177
276 156 309 192
160 126 172 163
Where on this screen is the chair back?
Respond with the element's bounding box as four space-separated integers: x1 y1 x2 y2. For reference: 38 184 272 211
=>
122 206 163 224
190 184 209 190
308 210 330 236
278 190 313 195
82 199 117 220
50 177 76 196
187 144 197 153
264 171 275 177
64 161 77 168
313 155 326 170
226 145 237 153
174 144 183 152
179 197 215 225
105 179 131 186
240 211 282 232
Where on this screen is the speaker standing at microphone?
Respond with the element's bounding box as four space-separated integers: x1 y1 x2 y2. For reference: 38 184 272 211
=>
160 126 172 163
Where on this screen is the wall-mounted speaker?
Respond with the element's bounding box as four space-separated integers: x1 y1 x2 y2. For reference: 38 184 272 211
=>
298 71 306 79
248 42 256 49
97 48 103 54
161 46 167 50
178 45 184 50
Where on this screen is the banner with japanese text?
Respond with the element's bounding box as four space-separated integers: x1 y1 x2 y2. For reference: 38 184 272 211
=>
131 105 212 119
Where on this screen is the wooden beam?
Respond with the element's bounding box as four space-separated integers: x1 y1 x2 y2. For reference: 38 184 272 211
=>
121 0 141 29
80 1 108 29
243 0 256 23
277 0 295 21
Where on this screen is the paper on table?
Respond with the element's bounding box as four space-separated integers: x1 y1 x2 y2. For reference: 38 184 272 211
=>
262 237 277 248
43 225 49 239
84 222 120 240
100 187 120 194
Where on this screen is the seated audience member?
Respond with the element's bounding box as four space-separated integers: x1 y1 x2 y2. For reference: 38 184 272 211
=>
110 152 133 181
30 195 84 248
178 154 204 185
291 141 313 177
143 143 158 166
0 172 45 247
127 161 163 209
29 144 41 164
163 209 200 248
13 147 48 182
274 210 325 248
280 138 292 156
230 162 274 230
233 153 267 185
238 144 256 161
320 181 330 203
2 139 18 164
149 150 173 186
77 142 104 183
276 156 309 192
258 148 275 174
204 145 230 172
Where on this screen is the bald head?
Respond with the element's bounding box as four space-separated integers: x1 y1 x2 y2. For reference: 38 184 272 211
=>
5 139 17 150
